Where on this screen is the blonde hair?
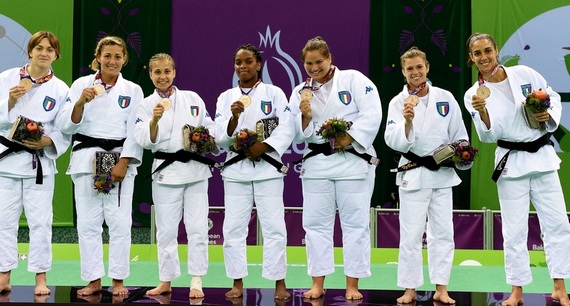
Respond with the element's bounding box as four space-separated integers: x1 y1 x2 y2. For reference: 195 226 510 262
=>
149 53 175 70
91 36 128 71
400 46 429 68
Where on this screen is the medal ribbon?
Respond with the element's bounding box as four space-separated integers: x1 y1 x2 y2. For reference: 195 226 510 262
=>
94 71 114 90
408 82 427 95
239 79 262 96
156 86 174 98
302 65 336 92
19 65 53 84
477 65 500 87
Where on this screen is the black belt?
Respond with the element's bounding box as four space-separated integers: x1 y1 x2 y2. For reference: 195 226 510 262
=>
294 142 380 166
0 136 44 184
72 133 125 151
492 134 553 182
222 151 289 174
150 150 221 176
391 151 453 173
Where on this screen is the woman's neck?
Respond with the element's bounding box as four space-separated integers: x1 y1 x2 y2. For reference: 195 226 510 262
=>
100 72 119 85
27 64 50 80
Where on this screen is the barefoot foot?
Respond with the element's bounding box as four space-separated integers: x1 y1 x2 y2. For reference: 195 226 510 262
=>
112 279 129 296
396 288 416 304
77 279 102 296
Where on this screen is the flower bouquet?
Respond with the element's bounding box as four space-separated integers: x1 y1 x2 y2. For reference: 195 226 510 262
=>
230 128 258 153
183 125 216 154
316 118 353 153
451 140 478 170
93 174 115 194
8 115 44 146
523 88 550 130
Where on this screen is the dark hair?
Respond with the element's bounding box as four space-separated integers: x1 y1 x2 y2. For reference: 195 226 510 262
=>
91 36 128 71
27 31 61 60
465 33 498 67
301 36 331 61
233 44 263 63
400 46 429 68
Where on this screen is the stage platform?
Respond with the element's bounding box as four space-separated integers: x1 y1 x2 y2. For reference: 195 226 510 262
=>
0 286 564 305
5 244 567 305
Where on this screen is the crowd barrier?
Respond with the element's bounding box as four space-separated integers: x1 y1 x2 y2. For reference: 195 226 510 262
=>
150 207 570 250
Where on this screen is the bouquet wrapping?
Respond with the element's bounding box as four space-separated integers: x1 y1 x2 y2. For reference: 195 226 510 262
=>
8 115 44 145
523 89 550 130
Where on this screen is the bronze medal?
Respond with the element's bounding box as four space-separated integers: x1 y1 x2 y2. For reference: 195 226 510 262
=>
405 94 419 106
300 89 313 100
159 98 172 111
19 78 33 92
239 95 251 108
93 84 105 96
476 86 491 99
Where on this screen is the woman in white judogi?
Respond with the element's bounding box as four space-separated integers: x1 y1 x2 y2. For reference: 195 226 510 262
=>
465 33 570 306
214 44 294 300
56 36 143 296
289 37 382 301
0 31 69 295
134 53 218 299
385 47 468 305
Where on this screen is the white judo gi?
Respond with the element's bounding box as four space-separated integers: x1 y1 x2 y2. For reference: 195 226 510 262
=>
134 87 218 281
214 82 294 281
0 67 70 274
385 84 468 288
464 65 570 286
56 72 143 281
289 68 382 278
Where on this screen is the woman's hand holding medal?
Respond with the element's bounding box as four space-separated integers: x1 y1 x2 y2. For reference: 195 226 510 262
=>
403 97 416 123
7 84 28 108
77 87 100 106
299 89 313 121
231 99 246 119
151 103 165 126
471 93 487 114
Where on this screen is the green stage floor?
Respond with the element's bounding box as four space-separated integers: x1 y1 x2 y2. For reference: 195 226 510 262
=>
9 244 562 294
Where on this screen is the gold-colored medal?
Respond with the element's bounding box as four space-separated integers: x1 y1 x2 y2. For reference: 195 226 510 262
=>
159 98 172 111
239 95 251 108
93 84 105 96
405 95 419 106
19 78 33 92
476 86 491 99
300 89 313 100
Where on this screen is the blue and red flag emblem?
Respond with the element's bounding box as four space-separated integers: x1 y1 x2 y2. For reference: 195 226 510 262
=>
436 102 449 117
118 95 131 108
338 91 352 105
261 100 272 115
43 96 56 111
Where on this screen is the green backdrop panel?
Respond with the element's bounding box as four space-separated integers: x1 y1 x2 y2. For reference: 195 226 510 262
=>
0 0 74 226
471 1 570 210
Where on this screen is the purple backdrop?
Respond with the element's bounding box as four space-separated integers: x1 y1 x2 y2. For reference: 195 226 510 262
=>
376 210 485 249
284 209 343 247
170 0 371 207
177 208 257 245
492 212 570 250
